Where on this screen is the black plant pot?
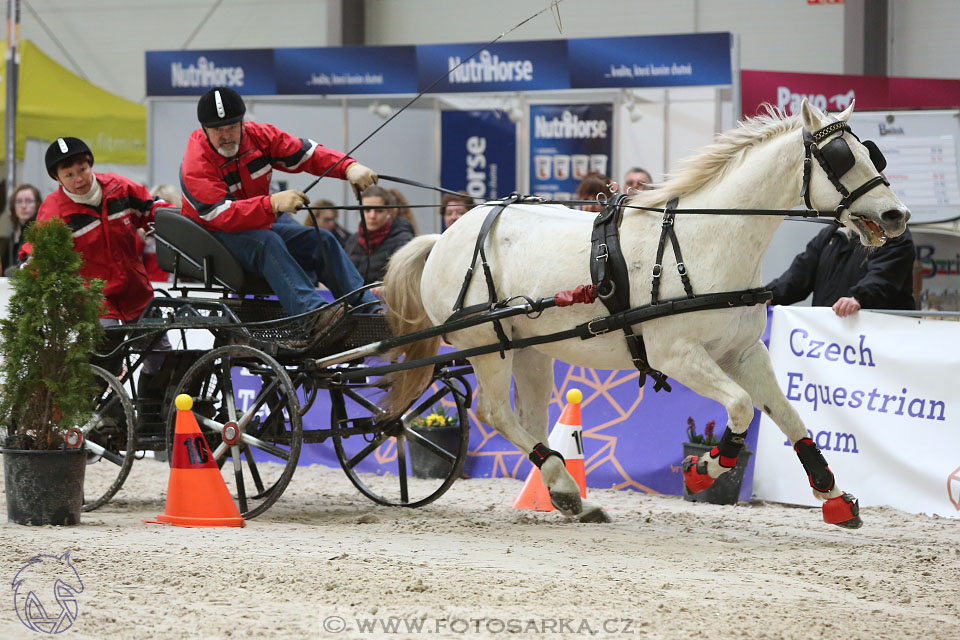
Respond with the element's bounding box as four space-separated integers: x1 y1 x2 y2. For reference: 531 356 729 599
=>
2 448 86 525
408 425 461 479
681 442 753 505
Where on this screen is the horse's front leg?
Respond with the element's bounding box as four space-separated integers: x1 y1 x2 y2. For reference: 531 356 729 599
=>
648 338 757 492
724 340 862 529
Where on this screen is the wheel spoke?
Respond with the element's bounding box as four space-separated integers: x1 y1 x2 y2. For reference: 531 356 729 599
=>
344 431 391 470
405 428 458 462
240 433 291 461
232 445 247 514
401 387 447 424
237 376 282 430
217 359 240 424
83 439 123 466
396 432 409 504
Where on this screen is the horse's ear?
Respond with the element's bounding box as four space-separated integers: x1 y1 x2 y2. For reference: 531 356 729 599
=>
799 98 823 131
835 99 855 122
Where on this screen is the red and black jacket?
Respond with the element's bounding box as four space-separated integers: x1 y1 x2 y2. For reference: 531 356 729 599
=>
179 121 355 232
24 173 165 321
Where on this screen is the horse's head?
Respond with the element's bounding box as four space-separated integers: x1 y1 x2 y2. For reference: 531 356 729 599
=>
799 97 910 247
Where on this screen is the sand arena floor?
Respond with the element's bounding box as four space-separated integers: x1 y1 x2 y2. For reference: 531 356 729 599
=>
1 458 959 639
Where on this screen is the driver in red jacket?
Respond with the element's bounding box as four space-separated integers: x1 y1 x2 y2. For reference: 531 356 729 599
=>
179 86 379 320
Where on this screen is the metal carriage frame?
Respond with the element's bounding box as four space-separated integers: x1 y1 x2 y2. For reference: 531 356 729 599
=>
82 209 476 519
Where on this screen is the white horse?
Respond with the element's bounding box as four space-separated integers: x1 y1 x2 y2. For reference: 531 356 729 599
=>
383 99 909 526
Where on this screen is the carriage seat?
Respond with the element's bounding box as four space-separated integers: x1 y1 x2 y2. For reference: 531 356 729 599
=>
153 207 273 295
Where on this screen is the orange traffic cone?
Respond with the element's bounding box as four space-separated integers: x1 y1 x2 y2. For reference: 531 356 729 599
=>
513 388 588 511
146 394 245 528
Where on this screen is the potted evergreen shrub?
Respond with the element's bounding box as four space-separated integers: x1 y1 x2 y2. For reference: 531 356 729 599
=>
0 218 105 525
682 416 753 505
407 404 461 479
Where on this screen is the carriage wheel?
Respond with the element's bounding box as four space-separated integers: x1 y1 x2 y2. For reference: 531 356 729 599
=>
329 369 471 508
166 345 302 520
81 365 137 512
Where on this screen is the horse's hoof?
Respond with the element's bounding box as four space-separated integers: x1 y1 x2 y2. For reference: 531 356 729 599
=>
823 492 862 529
681 455 715 494
578 506 613 523
549 492 583 516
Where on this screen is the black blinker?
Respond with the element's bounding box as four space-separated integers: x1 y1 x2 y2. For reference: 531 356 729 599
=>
862 140 887 172
821 137 855 177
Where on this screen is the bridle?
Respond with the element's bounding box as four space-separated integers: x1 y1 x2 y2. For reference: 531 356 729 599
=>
800 120 889 217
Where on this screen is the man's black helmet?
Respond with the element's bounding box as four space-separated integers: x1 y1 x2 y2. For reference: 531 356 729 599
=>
45 137 94 179
197 87 246 128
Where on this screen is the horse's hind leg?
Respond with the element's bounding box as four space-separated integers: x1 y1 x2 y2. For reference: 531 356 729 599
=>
512 349 610 523
723 341 861 528
469 352 592 520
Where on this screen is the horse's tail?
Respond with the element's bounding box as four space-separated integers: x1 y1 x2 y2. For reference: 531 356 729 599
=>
382 234 442 415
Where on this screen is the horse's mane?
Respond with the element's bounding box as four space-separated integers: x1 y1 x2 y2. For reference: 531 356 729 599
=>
631 106 801 208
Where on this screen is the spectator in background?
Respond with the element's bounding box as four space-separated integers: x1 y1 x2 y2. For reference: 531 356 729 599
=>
345 185 414 284
622 167 653 192
388 188 418 235
5 184 41 276
440 191 474 230
766 226 916 317
575 172 612 213
303 198 349 246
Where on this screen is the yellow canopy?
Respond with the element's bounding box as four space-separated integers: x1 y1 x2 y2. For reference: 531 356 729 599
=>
0 40 146 164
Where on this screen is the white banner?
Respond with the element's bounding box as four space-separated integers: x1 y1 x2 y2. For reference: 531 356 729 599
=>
754 307 960 517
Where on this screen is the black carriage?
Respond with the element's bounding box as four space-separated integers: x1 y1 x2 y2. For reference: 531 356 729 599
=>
81 209 473 519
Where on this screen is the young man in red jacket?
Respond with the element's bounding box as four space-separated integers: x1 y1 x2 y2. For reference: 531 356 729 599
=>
179 86 379 320
24 137 171 396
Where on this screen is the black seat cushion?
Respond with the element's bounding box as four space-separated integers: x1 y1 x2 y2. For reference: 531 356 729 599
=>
153 207 273 295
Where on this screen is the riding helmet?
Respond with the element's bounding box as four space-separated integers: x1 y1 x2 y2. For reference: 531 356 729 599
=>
44 137 94 179
197 87 246 128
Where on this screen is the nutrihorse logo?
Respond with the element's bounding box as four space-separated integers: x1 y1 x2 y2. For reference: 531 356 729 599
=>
11 553 84 634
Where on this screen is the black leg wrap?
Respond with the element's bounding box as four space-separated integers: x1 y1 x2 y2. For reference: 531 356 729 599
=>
794 437 835 493
529 442 564 469
716 427 746 459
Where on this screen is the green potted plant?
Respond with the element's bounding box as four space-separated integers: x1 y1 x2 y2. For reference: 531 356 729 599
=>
682 416 753 505
0 218 105 525
407 404 461 479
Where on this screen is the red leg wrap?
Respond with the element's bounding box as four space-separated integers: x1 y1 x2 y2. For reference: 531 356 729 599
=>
822 492 862 529
682 455 715 493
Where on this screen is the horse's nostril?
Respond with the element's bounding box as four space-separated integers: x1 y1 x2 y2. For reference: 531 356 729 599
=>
880 209 905 224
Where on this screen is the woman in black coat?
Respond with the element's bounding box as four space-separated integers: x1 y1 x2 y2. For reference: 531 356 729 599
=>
345 185 415 284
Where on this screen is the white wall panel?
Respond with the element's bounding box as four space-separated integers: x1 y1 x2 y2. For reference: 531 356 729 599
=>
890 0 960 79
18 0 331 103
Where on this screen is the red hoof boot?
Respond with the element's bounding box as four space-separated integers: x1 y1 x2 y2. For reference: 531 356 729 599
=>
822 492 862 529
682 455 715 494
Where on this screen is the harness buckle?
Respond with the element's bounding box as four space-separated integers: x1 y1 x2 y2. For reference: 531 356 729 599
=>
652 264 662 278
677 262 686 276
595 243 609 262
587 317 610 336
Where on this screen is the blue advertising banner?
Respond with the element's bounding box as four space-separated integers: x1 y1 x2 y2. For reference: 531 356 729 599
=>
568 32 732 89
274 46 418 95
145 49 275 96
146 34 733 96
528 104 613 201
415 40 569 93
440 110 517 201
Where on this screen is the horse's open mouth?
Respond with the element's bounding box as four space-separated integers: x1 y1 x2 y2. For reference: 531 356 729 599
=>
850 214 887 246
